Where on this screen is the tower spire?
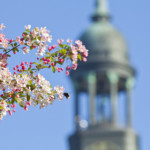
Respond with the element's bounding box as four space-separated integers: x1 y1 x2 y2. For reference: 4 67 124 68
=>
92 0 110 21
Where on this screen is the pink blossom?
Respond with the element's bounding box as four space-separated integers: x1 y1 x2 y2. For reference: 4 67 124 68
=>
75 40 82 46
72 64 78 70
0 24 5 30
16 36 20 42
25 25 31 30
23 47 29 54
57 39 64 45
0 25 88 120
67 39 72 43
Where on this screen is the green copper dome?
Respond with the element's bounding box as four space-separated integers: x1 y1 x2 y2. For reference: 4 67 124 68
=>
80 20 129 65
71 0 135 79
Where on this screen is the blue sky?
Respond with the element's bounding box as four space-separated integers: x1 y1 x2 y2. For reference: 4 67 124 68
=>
0 0 150 150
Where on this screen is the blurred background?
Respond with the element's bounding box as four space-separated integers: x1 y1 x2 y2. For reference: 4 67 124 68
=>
0 0 150 150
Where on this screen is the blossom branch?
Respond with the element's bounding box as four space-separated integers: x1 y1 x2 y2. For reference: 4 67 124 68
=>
0 24 88 120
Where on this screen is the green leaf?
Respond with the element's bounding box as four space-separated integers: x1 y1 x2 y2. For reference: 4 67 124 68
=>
30 84 35 91
13 49 16 54
11 98 15 104
29 80 32 85
55 53 57 57
7 54 11 57
78 54 82 61
59 49 67 55
56 61 63 65
26 29 30 32
38 37 41 40
36 101 39 104
30 70 33 74
14 43 17 46
19 103 24 108
39 59 42 63
50 57 54 62
27 94 30 101
46 52 50 55
28 67 31 71
33 62 39 65
43 66 49 69
38 64 42 69
59 44 63 48
0 106 3 109
23 32 28 35
52 66 55 73
13 48 19 52
20 93 25 97
51 52 58 57
30 46 33 50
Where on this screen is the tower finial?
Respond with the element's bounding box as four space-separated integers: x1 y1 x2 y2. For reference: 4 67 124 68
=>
92 0 110 21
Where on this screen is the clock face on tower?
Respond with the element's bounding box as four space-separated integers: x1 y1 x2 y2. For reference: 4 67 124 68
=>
84 141 121 150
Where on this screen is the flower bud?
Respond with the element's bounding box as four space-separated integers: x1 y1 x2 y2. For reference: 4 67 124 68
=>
10 39 13 43
24 105 28 111
59 59 64 63
51 62 55 66
66 71 69 75
8 110 12 116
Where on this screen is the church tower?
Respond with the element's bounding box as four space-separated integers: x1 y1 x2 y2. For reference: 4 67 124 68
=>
69 0 139 150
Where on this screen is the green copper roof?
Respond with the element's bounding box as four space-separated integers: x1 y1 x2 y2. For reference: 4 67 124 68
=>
80 21 129 65
92 0 110 21
70 0 135 80
96 0 109 15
